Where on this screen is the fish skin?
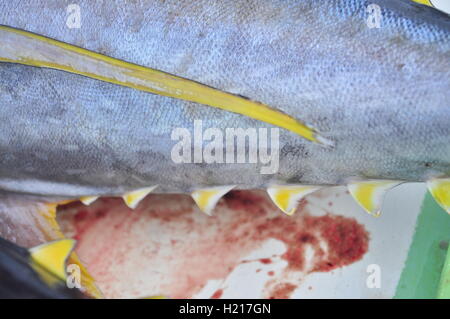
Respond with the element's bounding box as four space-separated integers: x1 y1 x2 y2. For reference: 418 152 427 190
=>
0 0 449 198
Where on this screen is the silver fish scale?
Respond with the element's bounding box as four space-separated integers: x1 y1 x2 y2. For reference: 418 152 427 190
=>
0 0 449 197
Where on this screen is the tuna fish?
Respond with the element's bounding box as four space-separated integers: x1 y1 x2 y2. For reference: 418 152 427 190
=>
0 0 448 296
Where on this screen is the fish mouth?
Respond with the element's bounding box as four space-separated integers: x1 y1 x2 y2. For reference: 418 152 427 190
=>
47 189 369 299
0 0 448 299
4 180 450 298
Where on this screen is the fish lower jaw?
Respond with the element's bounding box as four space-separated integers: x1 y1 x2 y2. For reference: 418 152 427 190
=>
44 177 450 217
3 178 449 298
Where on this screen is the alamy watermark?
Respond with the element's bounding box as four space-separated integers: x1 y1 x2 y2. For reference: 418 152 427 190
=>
66 4 81 29
66 263 81 289
366 264 381 289
366 4 382 29
171 120 280 174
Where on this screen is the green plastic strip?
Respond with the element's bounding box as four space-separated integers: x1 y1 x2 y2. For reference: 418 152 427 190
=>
395 192 450 298
437 243 450 298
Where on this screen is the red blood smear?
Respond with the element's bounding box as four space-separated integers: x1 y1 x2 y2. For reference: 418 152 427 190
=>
57 190 369 299
268 271 275 276
211 289 223 299
222 191 267 215
269 283 297 299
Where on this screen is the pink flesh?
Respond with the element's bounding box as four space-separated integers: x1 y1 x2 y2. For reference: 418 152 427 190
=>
57 190 369 299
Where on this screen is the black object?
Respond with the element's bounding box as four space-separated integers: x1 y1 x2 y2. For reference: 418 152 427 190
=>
0 237 87 299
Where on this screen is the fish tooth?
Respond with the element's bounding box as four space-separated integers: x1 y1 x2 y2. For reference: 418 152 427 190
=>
267 185 321 216
3 198 103 298
191 185 235 216
122 186 158 209
80 196 99 206
29 239 76 281
427 178 450 214
347 180 402 217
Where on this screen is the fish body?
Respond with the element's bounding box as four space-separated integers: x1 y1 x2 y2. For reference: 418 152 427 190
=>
0 0 449 298
0 0 449 198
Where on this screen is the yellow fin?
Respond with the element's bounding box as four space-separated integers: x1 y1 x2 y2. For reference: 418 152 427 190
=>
122 186 158 209
191 185 235 216
267 185 321 216
0 198 102 298
80 196 98 206
347 180 402 217
39 202 103 298
412 0 450 14
427 178 450 214
412 0 433 6
29 239 75 281
0 25 331 146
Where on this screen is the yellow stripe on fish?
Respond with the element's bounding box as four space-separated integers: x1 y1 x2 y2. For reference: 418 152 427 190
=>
0 25 332 147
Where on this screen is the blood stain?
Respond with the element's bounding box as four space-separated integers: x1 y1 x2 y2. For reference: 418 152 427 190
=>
211 289 223 299
269 283 297 299
57 190 369 299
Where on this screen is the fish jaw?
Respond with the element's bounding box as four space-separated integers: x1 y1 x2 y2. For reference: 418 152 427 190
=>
0 192 102 298
0 0 449 298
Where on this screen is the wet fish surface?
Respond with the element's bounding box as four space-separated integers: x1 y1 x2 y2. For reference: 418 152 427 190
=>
0 0 448 197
